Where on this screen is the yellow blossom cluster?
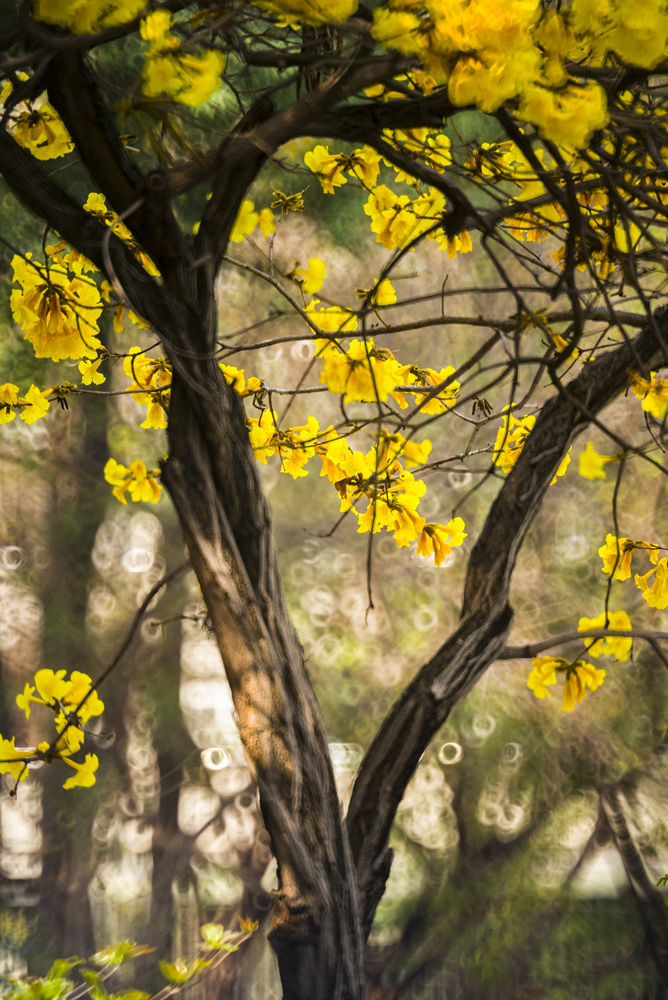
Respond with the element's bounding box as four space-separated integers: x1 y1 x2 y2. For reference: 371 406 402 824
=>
219 365 264 398
316 337 460 411
304 144 472 257
123 347 171 429
459 114 667 284
10 254 103 362
305 146 382 193
33 0 145 34
1 76 73 161
104 457 162 504
141 10 226 107
319 431 466 558
247 411 320 478
598 534 668 609
578 610 633 661
366 0 664 152
493 409 570 484
0 382 51 425
228 199 276 243
239 404 465 565
363 185 472 256
250 0 357 27
528 656 606 711
0 669 104 789
629 371 668 421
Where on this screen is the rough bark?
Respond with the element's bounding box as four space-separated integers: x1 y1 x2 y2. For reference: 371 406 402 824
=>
601 785 668 985
162 362 365 1000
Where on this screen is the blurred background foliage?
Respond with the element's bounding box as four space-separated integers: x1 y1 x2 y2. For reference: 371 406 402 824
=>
0 36 667 1000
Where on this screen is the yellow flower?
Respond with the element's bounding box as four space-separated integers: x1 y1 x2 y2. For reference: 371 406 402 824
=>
598 534 660 580
11 254 103 361
493 411 536 473
355 278 397 306
375 430 432 470
578 441 617 480
417 518 467 567
629 371 668 420
371 8 422 57
63 671 105 723
35 0 145 33
527 656 560 699
306 300 357 335
62 753 99 790
247 412 320 478
562 661 606 712
321 339 401 403
578 610 632 661
229 200 260 243
16 683 37 719
51 721 85 754
528 656 606 710
0 383 19 424
141 399 168 430
258 208 276 237
518 81 609 151
0 737 31 782
19 385 50 424
252 0 357 27
292 258 326 296
304 145 348 193
635 558 668 609
248 411 278 464
78 357 106 386
104 457 161 504
141 12 225 106
127 460 162 502
10 102 74 160
34 668 70 704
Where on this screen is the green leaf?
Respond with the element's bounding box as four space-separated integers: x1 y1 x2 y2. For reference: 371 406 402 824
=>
4 974 75 1000
47 960 82 981
90 942 153 968
199 924 237 952
159 959 210 985
81 969 107 1000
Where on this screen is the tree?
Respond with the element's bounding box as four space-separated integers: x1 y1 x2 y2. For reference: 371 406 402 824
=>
2 2 668 997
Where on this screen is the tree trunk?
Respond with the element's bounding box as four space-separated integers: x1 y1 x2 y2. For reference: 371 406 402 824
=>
162 357 365 1000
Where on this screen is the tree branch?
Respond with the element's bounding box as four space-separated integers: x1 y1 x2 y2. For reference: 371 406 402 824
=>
43 50 186 276
500 629 668 660
347 305 668 935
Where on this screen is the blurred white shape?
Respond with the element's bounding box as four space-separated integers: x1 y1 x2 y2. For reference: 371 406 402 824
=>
210 765 251 798
438 742 463 765
223 803 256 852
119 818 153 855
190 855 243 909
201 746 231 771
122 547 154 574
179 676 243 751
1 547 24 570
177 782 220 836
572 847 629 898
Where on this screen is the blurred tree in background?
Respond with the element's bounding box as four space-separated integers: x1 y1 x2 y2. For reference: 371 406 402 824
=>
1 2 668 999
